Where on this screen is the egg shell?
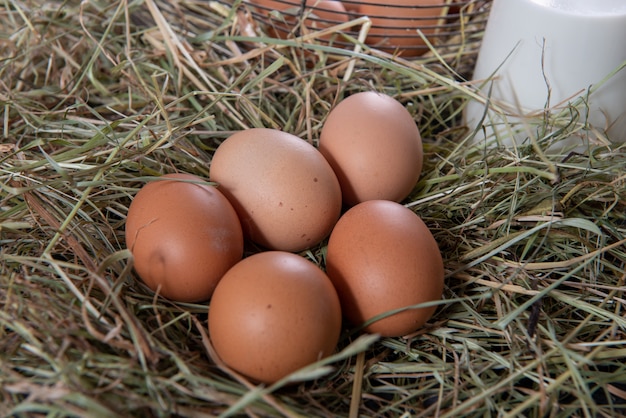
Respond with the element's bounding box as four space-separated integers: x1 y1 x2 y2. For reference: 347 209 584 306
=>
325 200 444 337
319 91 423 207
249 0 349 41
342 0 361 13
246 0 292 16
209 128 342 252
303 1 349 40
125 173 244 302
359 0 445 57
208 251 342 384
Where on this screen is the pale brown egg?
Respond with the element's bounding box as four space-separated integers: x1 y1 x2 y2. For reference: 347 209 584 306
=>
248 0 349 41
318 91 423 207
342 0 361 13
125 173 244 302
359 0 445 57
325 200 444 337
208 251 342 384
209 128 342 252
303 0 349 41
246 0 291 16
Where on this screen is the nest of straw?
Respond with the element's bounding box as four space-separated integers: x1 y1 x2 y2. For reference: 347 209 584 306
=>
1 0 625 416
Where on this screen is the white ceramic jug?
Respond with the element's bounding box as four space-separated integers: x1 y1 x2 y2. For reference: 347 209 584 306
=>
465 0 626 149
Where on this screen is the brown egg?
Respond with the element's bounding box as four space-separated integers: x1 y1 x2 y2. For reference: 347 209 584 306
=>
359 0 445 57
249 0 349 41
303 1 349 41
246 0 291 16
209 128 342 252
318 91 423 207
342 0 361 13
325 200 444 337
208 251 342 384
125 173 243 302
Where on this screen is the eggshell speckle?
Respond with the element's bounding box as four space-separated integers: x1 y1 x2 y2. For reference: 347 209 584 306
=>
208 251 342 384
209 128 342 252
319 91 423 207
125 173 244 302
325 200 444 337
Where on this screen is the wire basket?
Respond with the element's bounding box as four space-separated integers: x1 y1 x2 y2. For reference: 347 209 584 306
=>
228 0 492 60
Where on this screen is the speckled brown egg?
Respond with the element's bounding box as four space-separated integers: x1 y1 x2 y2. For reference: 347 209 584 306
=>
208 251 342 384
125 173 243 302
325 200 444 337
319 91 423 207
209 128 342 252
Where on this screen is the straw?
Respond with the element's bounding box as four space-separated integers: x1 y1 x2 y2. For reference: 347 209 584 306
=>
2 0 625 416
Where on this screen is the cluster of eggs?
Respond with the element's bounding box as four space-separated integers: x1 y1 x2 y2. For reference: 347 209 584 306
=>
125 91 444 384
248 0 450 57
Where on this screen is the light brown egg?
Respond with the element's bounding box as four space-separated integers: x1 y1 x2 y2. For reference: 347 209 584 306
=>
208 251 342 384
248 0 349 41
359 0 445 57
209 128 342 252
342 0 361 13
325 200 444 337
318 91 423 207
246 0 291 16
125 173 244 302
303 0 349 41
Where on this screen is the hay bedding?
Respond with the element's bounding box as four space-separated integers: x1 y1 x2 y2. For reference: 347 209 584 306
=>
1 0 625 416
